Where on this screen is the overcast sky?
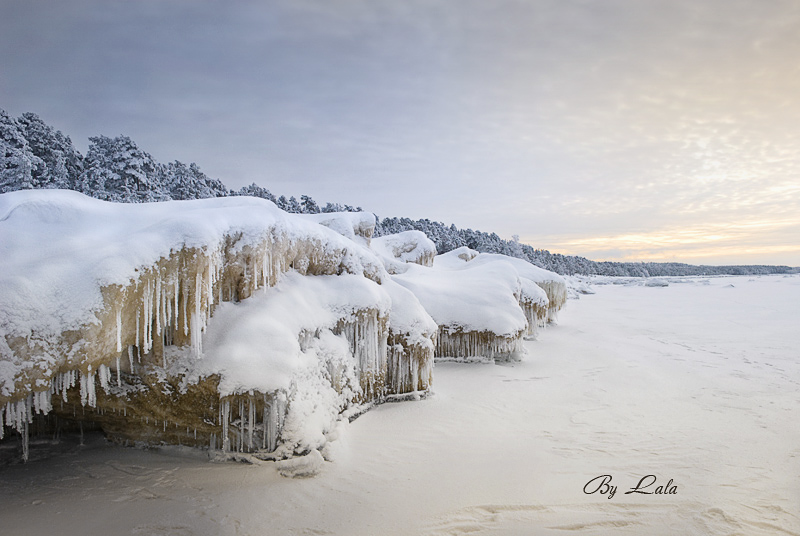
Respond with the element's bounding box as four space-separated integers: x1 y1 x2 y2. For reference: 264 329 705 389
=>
2 0 799 265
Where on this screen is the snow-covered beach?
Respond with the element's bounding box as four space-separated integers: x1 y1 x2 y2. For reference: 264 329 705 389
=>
2 274 797 535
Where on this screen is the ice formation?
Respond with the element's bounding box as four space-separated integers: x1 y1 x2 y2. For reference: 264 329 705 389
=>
434 248 567 327
389 247 566 360
0 190 565 462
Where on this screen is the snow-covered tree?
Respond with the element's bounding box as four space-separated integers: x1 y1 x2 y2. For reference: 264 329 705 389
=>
236 183 276 202
17 112 83 190
300 194 320 214
78 135 168 202
163 161 227 200
0 110 45 193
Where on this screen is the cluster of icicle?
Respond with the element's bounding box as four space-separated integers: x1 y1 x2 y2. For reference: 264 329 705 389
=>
0 223 439 458
0 227 353 456
218 394 286 454
537 280 568 323
0 367 116 460
336 312 389 401
1 197 568 461
434 328 525 362
386 333 435 397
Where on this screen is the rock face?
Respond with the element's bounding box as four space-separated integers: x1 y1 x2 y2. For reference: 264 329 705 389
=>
0 191 565 461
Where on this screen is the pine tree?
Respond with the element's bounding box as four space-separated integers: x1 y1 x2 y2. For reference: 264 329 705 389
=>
236 183 277 202
17 112 83 190
0 110 45 193
300 194 320 214
78 135 168 202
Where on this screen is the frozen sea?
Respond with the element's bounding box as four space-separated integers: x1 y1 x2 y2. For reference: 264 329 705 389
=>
1 274 798 535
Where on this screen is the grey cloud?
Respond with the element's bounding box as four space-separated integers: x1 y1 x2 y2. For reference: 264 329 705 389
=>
1 0 799 264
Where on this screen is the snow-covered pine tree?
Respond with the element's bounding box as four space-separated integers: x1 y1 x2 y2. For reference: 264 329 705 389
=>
17 112 83 190
77 135 169 202
300 194 320 214
285 195 302 213
235 183 277 202
0 110 46 193
163 161 227 200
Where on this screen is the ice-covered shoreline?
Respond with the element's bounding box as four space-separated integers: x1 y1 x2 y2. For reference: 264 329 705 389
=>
0 274 797 535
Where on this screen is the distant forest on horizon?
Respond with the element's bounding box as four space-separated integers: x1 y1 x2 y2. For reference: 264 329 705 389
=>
1 108 795 277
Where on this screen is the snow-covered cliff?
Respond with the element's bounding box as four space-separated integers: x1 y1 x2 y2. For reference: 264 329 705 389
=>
0 191 565 462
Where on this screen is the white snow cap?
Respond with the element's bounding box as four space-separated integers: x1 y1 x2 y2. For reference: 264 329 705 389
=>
393 257 528 337
199 272 390 396
300 212 376 245
372 230 436 273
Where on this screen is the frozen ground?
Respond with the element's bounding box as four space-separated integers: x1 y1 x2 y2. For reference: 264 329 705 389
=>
1 275 798 535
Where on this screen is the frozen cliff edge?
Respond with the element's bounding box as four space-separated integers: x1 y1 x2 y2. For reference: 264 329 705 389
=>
0 190 565 462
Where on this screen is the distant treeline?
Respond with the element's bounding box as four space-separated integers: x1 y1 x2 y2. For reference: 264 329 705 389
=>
1 109 795 277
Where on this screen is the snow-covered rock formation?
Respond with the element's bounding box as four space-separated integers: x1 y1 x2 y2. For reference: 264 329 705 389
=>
0 191 565 462
387 247 565 362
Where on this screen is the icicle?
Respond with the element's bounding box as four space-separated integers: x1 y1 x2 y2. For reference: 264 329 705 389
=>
262 395 268 450
116 307 122 353
116 355 122 387
182 279 189 336
145 279 153 354
25 392 33 424
262 251 268 290
128 345 135 373
79 370 97 407
33 390 52 415
221 399 230 452
174 277 180 334
21 418 29 462
238 398 245 453
98 364 110 391
155 274 162 336
80 371 88 406
248 398 255 451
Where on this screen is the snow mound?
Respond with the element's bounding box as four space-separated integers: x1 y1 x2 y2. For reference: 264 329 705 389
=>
372 231 436 273
274 448 325 478
392 246 565 360
300 212 376 246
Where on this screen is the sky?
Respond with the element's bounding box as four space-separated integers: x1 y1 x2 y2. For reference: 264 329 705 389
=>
1 0 799 266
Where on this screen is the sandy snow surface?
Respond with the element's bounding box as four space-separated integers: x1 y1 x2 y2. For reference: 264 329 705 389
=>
1 275 798 535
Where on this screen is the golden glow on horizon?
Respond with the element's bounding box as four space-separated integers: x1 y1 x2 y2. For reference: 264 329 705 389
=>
523 217 800 265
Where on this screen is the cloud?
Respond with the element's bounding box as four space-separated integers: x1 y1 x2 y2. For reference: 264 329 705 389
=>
1 0 798 265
